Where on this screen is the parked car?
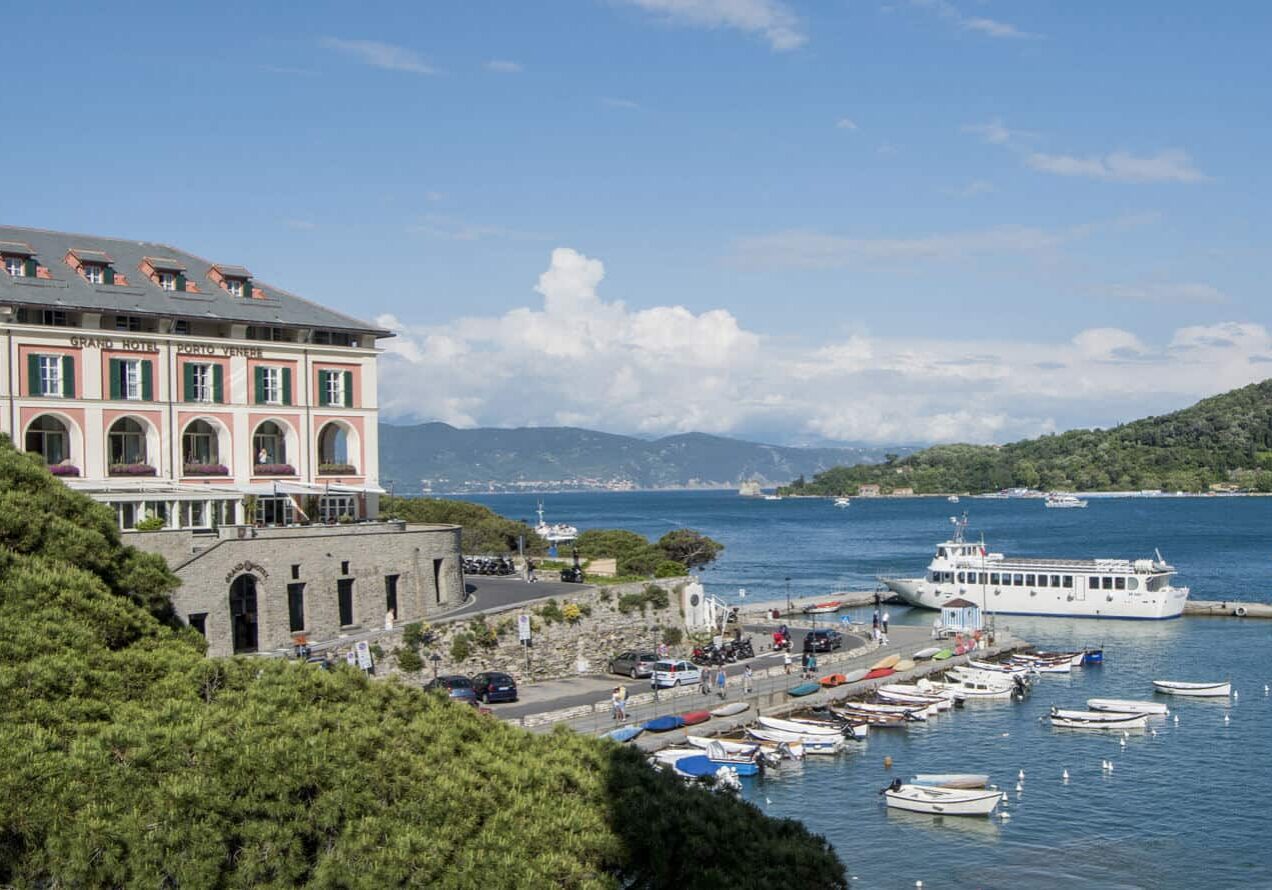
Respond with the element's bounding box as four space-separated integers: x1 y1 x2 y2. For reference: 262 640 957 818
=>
609 650 660 678
803 629 844 653
471 671 518 704
651 659 702 688
424 674 478 704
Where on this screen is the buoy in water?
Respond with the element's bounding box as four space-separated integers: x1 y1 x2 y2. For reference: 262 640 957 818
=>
1174 715 1179 725
1062 769 1069 781
1015 781 1023 792
1018 769 1025 781
1224 713 1230 724
884 756 893 769
1119 738 1126 748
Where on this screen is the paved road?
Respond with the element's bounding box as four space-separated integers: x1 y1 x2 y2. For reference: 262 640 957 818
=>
450 575 595 618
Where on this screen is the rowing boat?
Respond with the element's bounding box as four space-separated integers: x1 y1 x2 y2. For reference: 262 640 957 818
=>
745 728 846 754
882 781 1001 816
1086 698 1168 716
932 648 953 661
680 710 712 726
863 667 894 680
787 681 821 697
893 658 916 671
911 773 990 789
1049 708 1148 730
820 674 847 687
710 701 751 717
912 647 942 660
644 715 685 733
1152 680 1231 698
871 653 901 670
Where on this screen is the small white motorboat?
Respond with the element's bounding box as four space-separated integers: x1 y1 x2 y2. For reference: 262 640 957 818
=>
882 780 1001 816
1087 698 1169 716
756 715 843 736
840 701 930 721
745 728 846 754
687 735 803 760
911 773 990 790
947 495 960 503
1044 493 1088 509
876 688 953 711
932 675 1017 700
1050 708 1148 730
834 497 851 508
967 660 1036 677
1152 680 1231 698
912 647 943 660
710 701 750 718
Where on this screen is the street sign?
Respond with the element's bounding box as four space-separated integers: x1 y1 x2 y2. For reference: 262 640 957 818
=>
355 640 374 671
518 614 532 642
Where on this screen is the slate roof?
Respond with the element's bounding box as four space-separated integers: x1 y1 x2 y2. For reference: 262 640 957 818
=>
0 225 390 337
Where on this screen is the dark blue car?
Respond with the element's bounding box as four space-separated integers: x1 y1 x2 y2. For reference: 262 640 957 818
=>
425 675 478 704
471 671 518 704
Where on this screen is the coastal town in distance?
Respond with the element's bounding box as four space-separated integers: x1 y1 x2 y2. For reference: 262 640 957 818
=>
3 3 1271 888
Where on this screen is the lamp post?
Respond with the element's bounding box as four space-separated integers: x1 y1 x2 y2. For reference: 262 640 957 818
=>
785 577 792 616
430 652 441 683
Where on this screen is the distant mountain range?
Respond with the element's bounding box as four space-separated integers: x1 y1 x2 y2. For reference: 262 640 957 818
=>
378 422 911 492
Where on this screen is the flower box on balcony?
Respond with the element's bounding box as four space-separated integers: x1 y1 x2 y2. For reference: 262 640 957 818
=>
318 463 358 475
48 464 81 477
184 463 230 477
254 463 297 476
109 463 157 476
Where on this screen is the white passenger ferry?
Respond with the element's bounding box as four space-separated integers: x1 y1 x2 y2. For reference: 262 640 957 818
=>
880 516 1189 620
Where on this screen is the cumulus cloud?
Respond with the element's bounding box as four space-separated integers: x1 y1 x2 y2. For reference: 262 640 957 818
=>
1026 149 1208 183
377 248 1272 445
485 59 523 73
836 117 859 131
319 38 437 74
618 0 806 51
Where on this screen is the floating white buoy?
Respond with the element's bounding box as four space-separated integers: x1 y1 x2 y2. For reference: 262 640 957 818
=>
1062 769 1069 781
1224 713 1230 724
999 810 1012 819
1119 738 1126 748
916 882 923 888
1018 769 1025 781
1001 732 1010 738
765 797 772 805
1233 690 1239 700
1001 792 1008 802
1263 684 1268 695
1015 781 1023 792
1101 760 1109 771
1174 715 1179 725
1150 728 1157 737
1122 731 1130 740
1107 762 1113 773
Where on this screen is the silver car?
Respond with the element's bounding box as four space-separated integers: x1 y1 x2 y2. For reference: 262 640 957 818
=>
651 659 702 688
609 650 659 678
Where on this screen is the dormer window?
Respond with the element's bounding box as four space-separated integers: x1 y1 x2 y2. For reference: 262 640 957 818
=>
159 271 177 291
226 279 245 297
4 256 23 277
141 257 189 293
68 249 117 285
0 241 36 277
209 263 253 298
84 264 104 284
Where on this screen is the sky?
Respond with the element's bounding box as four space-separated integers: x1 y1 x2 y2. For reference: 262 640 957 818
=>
4 1 1271 446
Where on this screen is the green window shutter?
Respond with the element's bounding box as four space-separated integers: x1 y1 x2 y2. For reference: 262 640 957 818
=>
23 259 36 277
27 354 40 396
141 360 154 401
212 364 224 403
343 371 353 407
183 363 195 402
175 272 187 292
317 370 328 407
253 366 265 404
103 266 115 286
62 356 74 398
109 359 122 400
281 367 292 406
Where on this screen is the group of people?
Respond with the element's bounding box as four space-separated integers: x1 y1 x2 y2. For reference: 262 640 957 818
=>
611 663 757 722
872 609 890 645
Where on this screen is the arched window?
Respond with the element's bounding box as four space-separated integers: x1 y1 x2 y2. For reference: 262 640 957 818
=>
317 422 353 472
182 419 221 470
107 418 148 468
26 415 69 465
253 421 286 466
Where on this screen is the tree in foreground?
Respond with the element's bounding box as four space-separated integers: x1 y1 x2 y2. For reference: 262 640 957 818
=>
0 438 845 889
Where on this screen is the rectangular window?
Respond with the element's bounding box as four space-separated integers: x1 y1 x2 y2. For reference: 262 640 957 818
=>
4 256 22 276
262 367 282 404
287 583 306 633
337 578 355 626
38 355 62 396
254 496 294 526
1063 575 1073 588
1012 573 1024 586
340 560 350 575
1115 576 1126 590
433 559 444 604
227 279 245 297
979 572 988 584
319 495 356 523
1051 575 1061 587
324 370 345 407
121 359 143 400
1038 575 1048 588
1025 574 1036 586
115 315 143 332
188 613 207 637
1103 577 1114 590
990 573 1000 585
41 310 67 326
291 564 300 580
158 271 177 291
173 319 190 335
385 574 399 618
1089 576 1100 589
190 363 213 402
83 264 104 284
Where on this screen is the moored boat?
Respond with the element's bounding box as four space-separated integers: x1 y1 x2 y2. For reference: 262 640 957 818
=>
863 667 895 680
881 780 1001 816
1087 698 1169 716
710 701 750 718
872 654 901 670
606 725 643 743
689 735 804 761
912 773 990 789
913 647 942 660
1049 708 1148 729
756 716 843 736
820 674 847 687
787 681 821 697
843 668 869 683
745 727 846 754
894 658 917 671
1152 680 1231 697
1044 493 1088 509
644 715 685 733
803 600 844 614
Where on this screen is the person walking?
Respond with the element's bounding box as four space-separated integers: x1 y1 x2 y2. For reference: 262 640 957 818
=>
783 650 792 675
872 610 880 632
650 671 660 703
715 667 727 699
882 611 890 634
700 666 712 696
807 652 818 680
611 687 626 722
743 664 754 694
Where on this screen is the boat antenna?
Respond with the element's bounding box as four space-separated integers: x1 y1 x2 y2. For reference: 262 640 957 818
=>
536 501 545 525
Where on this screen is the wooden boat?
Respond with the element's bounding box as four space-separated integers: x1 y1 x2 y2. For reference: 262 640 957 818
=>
843 668 869 683
912 647 942 660
788 681 821 697
1008 656 1070 674
930 676 1015 700
606 725 643 743
882 782 1001 816
932 648 954 661
1086 698 1168 716
893 658 916 671
644 715 685 733
820 674 847 687
689 735 804 760
863 667 894 680
912 773 990 790
1035 650 1087 667
1152 680 1231 698
876 688 952 712
969 659 1033 676
872 653 901 670
1049 708 1148 730
710 701 750 718
803 600 844 614
831 706 911 727
680 710 712 726
746 728 846 754
842 701 927 721
1082 648 1104 665
756 716 842 736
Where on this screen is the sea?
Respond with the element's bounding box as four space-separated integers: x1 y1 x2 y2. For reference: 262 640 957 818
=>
455 491 1272 889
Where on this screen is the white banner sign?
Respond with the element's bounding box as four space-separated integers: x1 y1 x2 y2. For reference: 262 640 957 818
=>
518 614 532 642
355 640 374 671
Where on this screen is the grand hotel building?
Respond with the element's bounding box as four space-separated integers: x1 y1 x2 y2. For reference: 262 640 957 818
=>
0 225 388 528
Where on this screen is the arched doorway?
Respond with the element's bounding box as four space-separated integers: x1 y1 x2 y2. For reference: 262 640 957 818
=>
25 414 70 465
107 417 149 470
253 420 287 467
229 574 259 653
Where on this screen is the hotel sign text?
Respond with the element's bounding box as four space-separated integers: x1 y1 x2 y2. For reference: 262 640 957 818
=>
67 335 263 358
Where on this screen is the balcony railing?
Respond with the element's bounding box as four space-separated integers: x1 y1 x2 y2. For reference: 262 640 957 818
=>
318 463 358 475
254 463 297 476
109 463 157 476
183 462 230 476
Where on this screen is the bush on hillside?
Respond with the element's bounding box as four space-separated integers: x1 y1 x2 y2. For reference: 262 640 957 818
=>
381 495 547 555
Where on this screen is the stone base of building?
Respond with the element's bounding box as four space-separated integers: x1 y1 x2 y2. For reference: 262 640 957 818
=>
129 520 463 658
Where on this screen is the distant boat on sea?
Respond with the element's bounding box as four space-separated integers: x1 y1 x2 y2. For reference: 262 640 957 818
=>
738 481 762 497
834 497 851 508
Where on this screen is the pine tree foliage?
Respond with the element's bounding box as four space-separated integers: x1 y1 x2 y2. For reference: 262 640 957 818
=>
0 438 845 889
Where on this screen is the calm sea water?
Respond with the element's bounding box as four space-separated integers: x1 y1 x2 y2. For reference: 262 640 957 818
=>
459 492 1272 889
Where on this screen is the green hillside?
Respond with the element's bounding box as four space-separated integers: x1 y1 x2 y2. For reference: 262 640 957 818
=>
0 436 846 888
784 380 1272 496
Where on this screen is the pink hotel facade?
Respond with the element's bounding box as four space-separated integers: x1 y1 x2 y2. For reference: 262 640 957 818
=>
0 225 390 529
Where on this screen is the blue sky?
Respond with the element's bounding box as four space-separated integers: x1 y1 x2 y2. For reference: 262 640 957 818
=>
5 1 1271 444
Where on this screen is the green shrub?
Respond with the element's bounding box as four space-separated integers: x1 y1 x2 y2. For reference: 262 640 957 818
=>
655 560 686 578
136 515 166 531
616 592 646 615
394 646 423 672
537 598 565 624
495 617 515 636
402 622 426 649
661 626 684 646
450 633 473 662
597 587 613 603
644 584 670 609
370 643 385 660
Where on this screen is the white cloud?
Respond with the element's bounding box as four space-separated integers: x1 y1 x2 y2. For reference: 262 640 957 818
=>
836 117 859 131
486 59 523 73
911 0 1035 39
602 96 642 109
377 248 1272 445
962 119 1016 146
962 17 1031 39
1026 149 1207 183
944 179 995 198
1098 282 1229 305
318 38 437 74
618 0 806 51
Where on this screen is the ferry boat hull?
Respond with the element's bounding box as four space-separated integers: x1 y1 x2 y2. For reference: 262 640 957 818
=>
882 575 1187 619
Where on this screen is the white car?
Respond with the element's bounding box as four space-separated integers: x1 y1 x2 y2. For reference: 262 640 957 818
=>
651 659 702 688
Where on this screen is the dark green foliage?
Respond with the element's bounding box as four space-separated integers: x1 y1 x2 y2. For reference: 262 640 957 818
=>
656 559 688 578
785 380 1272 495
657 528 724 568
661 626 684 646
0 438 847 889
381 495 546 555
450 632 474 661
642 585 670 610
574 528 651 561
394 645 424 672
135 514 166 531
537 599 566 624
402 621 426 649
578 527 722 577
616 586 671 615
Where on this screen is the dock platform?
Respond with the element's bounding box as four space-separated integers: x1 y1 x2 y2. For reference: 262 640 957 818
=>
1184 599 1272 619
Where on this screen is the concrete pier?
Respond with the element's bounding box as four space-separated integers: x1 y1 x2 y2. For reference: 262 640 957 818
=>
1184 599 1272 619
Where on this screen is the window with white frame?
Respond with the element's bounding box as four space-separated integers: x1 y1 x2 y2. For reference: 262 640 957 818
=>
158 271 177 291
191 363 213 402
262 366 282 405
38 355 63 397
319 495 357 523
226 278 245 297
83 264 104 284
324 370 345 406
4 256 24 277
121 359 143 400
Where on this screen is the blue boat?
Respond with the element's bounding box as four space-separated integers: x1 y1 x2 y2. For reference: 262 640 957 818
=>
607 725 644 743
644 715 686 733
1083 648 1104 665
788 682 821 697
673 754 759 778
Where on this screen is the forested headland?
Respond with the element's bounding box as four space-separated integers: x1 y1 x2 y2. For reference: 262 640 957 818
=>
0 437 845 888
783 380 1272 496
